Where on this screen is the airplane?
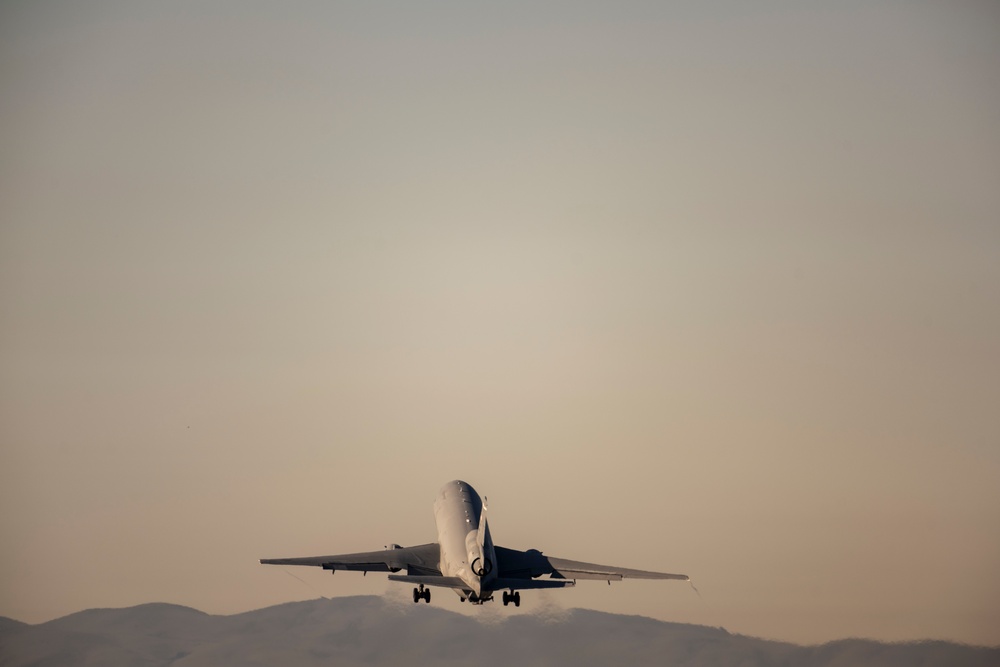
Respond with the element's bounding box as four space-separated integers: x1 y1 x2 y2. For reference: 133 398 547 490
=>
260 479 688 606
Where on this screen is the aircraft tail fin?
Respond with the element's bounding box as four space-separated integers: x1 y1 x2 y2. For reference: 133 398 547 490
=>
477 499 489 550
472 498 496 578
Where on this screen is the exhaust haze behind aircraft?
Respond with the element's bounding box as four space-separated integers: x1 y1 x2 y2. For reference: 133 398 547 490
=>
260 480 688 606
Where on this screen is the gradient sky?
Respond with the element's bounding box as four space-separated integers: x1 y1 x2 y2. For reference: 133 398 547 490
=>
1 0 998 646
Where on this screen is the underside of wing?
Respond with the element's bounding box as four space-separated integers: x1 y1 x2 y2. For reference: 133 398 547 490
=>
494 545 687 583
490 577 575 590
260 543 440 575
386 574 575 593
545 555 688 581
386 574 467 589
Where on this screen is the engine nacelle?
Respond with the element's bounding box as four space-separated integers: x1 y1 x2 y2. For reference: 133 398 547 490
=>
471 556 493 577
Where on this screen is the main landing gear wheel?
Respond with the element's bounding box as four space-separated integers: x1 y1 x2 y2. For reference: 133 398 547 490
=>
413 585 431 604
502 591 520 607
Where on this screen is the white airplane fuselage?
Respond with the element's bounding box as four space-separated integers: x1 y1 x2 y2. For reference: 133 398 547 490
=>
433 480 497 601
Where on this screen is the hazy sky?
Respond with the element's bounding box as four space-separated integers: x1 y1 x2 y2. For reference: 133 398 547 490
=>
2 0 998 646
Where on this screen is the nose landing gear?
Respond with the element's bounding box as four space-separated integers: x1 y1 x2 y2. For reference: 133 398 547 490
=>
412 584 431 604
501 590 520 607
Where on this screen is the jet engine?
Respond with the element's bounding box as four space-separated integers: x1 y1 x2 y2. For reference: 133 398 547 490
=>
471 556 493 577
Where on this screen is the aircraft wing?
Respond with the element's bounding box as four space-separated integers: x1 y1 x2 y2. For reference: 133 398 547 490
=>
260 543 441 575
545 556 688 581
491 577 575 590
494 545 687 583
387 574 467 588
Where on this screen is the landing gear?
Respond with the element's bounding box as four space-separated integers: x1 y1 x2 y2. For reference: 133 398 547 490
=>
412 584 430 604
501 591 520 607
